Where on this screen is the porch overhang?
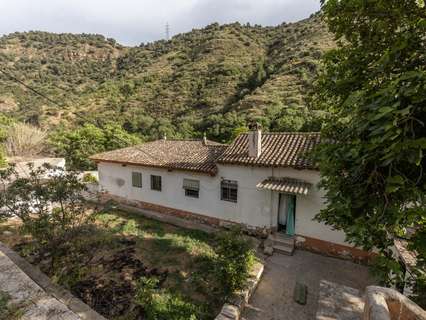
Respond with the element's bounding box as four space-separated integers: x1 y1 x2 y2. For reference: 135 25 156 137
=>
256 177 312 196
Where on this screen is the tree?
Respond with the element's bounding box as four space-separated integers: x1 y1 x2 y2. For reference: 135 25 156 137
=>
0 148 6 168
0 163 89 252
248 58 267 90
50 123 140 170
0 115 14 167
314 0 425 304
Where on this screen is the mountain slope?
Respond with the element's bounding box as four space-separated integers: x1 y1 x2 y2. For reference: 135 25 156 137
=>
0 13 334 141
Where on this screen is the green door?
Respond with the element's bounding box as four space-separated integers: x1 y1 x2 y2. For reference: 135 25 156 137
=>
286 195 296 236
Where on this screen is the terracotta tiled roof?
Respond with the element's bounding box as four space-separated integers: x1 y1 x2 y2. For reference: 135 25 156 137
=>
394 238 417 269
256 177 312 195
217 132 320 169
90 139 227 175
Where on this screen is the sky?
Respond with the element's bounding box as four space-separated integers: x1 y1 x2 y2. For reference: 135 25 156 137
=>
0 0 320 46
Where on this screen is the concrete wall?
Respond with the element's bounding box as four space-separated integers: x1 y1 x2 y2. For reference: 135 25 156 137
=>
97 162 348 246
363 286 426 320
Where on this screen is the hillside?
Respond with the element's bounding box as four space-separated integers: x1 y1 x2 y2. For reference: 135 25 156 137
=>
0 13 334 142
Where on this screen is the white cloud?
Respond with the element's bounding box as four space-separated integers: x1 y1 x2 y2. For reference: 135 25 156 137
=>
0 0 320 45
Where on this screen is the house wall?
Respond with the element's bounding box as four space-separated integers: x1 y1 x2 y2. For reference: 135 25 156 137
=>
97 162 349 247
216 165 348 246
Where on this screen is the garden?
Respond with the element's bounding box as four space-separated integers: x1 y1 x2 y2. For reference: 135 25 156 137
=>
0 165 256 320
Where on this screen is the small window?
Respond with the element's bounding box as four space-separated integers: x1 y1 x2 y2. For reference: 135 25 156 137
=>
151 175 162 191
132 172 142 188
183 179 199 198
221 180 238 202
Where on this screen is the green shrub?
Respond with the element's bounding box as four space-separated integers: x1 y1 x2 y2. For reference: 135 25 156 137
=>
135 277 198 320
82 173 98 184
215 228 255 296
0 147 6 168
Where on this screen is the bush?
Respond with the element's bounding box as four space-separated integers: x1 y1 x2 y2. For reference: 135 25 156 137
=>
5 123 47 157
215 228 255 296
0 147 6 168
135 277 198 320
0 164 90 250
82 173 98 184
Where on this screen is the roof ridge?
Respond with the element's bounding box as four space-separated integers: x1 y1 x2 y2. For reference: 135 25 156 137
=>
150 138 225 143
240 132 320 135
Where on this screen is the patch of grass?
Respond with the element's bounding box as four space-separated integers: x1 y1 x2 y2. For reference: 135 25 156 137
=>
0 209 255 320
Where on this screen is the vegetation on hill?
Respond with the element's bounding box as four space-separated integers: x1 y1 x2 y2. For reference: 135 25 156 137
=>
0 13 334 150
315 0 425 306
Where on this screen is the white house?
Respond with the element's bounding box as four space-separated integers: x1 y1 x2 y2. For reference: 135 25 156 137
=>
90 129 371 261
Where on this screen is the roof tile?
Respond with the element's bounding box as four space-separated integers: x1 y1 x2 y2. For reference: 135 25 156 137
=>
217 132 320 169
90 139 226 175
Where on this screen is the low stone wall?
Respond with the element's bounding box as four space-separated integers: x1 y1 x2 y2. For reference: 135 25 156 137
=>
215 261 264 320
363 286 426 320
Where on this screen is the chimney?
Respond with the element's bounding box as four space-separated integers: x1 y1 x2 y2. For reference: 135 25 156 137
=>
248 123 262 158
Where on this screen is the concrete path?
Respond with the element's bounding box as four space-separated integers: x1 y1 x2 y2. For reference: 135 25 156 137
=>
0 249 82 320
0 242 105 320
242 250 376 320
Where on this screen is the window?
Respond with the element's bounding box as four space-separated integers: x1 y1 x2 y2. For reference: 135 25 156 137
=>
183 179 200 198
132 172 142 188
150 175 162 191
221 180 238 202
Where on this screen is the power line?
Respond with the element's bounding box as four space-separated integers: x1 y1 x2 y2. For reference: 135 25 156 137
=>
0 67 163 163
165 22 170 40
0 69 65 108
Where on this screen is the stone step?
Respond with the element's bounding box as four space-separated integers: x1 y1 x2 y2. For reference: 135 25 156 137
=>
273 244 294 255
268 233 295 256
269 233 295 245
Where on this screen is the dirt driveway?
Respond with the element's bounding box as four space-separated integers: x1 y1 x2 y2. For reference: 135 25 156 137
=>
242 250 376 320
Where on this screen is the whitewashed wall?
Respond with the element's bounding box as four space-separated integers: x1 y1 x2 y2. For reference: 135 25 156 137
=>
97 162 348 246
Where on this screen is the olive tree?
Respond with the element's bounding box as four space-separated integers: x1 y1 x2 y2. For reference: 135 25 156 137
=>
0 163 90 251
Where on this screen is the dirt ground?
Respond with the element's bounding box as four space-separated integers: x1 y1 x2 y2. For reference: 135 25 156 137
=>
242 250 376 320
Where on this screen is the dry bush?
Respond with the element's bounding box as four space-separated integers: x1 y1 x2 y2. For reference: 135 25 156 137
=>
5 123 47 157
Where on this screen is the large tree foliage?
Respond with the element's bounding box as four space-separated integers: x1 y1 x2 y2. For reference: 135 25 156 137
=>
0 164 89 250
315 0 426 301
50 123 141 170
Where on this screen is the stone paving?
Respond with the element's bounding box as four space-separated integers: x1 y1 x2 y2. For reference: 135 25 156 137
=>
0 242 105 320
0 249 81 320
242 250 376 320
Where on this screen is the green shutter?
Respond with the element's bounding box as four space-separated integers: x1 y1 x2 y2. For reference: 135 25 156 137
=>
132 172 142 188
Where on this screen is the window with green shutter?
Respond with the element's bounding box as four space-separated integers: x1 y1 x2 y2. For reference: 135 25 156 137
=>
132 172 142 188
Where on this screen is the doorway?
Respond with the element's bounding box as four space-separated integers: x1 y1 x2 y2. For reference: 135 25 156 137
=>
278 193 296 236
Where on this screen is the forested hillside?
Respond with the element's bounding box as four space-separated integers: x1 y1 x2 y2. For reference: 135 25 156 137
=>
0 13 334 143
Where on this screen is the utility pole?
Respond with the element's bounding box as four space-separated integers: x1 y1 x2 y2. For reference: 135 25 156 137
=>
165 22 170 40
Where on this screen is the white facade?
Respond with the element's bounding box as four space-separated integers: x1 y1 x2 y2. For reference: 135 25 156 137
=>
97 161 349 247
